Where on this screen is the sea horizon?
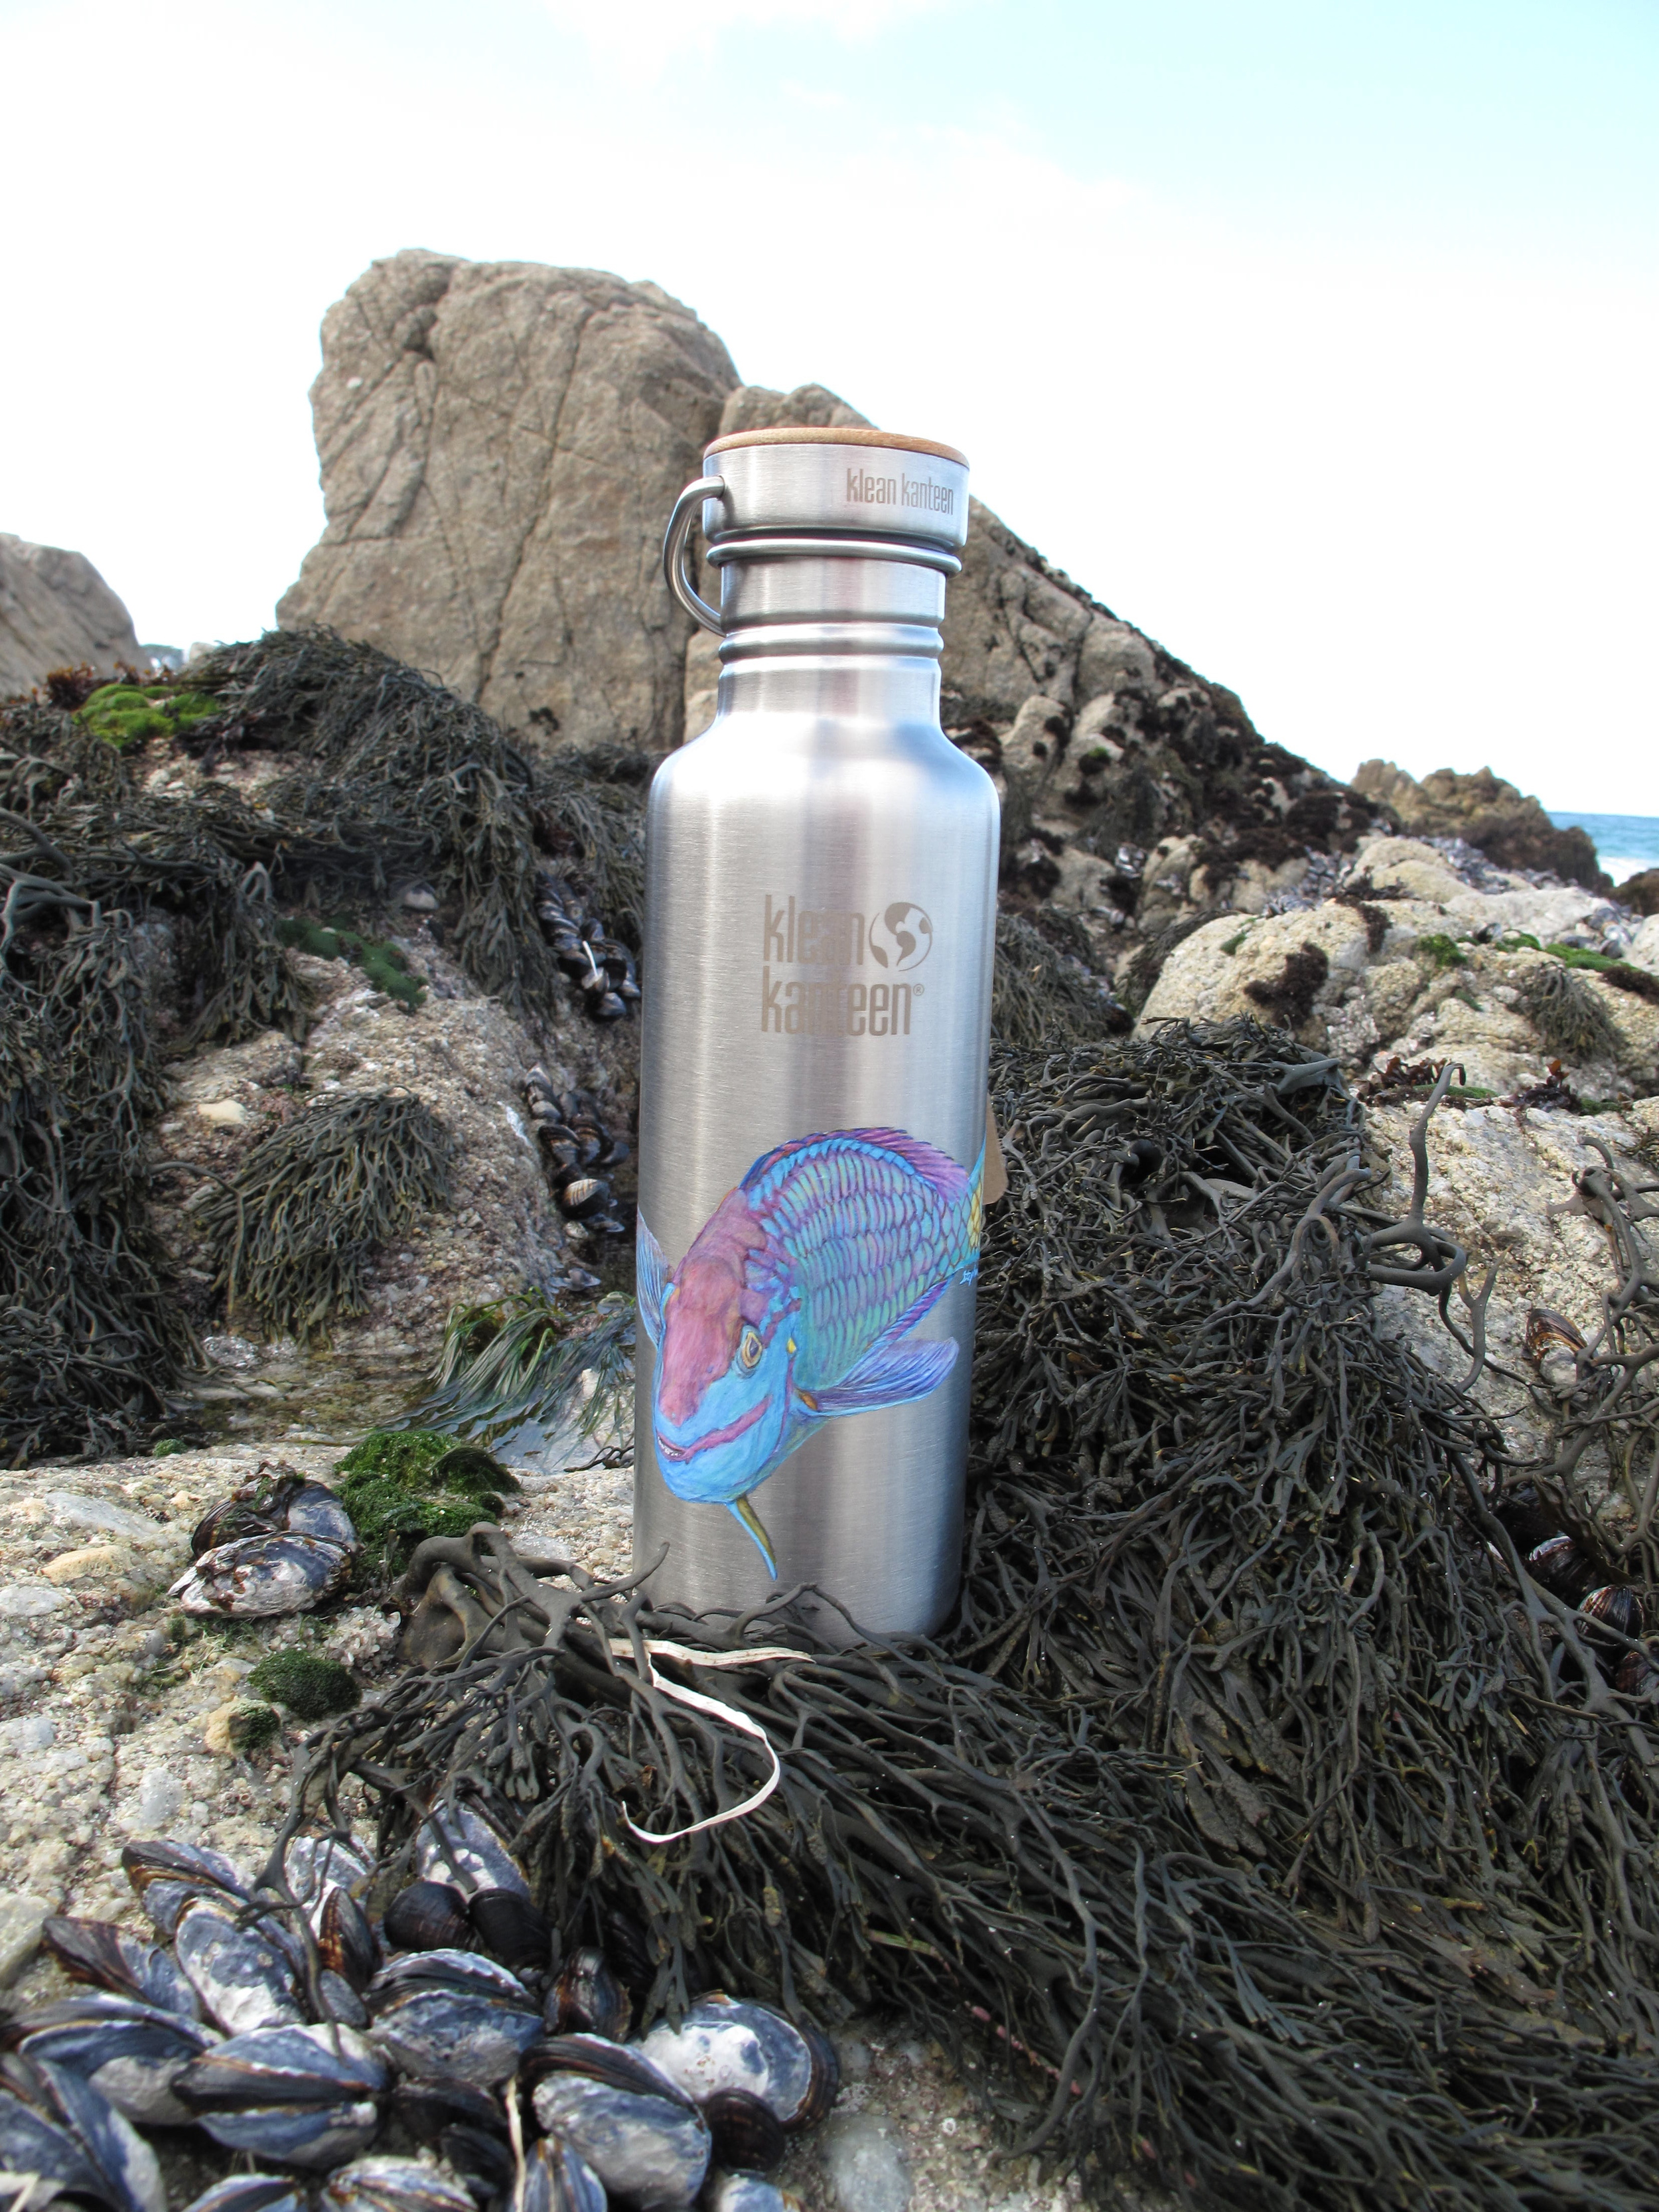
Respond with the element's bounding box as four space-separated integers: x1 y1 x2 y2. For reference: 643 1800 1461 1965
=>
1547 811 1659 887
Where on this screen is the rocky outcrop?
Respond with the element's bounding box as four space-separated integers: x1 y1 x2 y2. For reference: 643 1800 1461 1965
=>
277 252 740 753
1619 868 1659 917
0 534 143 697
1354 759 1608 893
1140 832 1654 1099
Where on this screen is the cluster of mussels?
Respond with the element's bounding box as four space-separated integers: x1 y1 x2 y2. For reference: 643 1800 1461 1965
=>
1493 1485 1650 1692
170 1476 362 1620
2 1803 826 2212
522 1072 629 1246
533 876 638 1023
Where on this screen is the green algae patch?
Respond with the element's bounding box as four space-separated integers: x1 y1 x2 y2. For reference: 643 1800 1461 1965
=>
277 917 424 1007
334 1427 516 1566
80 684 222 752
247 1648 359 1719
1416 932 1469 972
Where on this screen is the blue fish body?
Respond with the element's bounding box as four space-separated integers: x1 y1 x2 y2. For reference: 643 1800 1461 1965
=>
637 1127 983 1573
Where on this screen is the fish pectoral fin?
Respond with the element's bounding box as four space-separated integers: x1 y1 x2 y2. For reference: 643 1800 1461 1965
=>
812 1337 959 1418
636 1212 670 1346
727 1493 778 1578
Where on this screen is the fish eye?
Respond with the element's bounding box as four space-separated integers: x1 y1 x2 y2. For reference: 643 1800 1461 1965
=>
738 1327 763 1372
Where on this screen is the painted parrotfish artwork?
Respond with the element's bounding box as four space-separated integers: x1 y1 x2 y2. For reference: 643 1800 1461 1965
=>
636 1127 984 1576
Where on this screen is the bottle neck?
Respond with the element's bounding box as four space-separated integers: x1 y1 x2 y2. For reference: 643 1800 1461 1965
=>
707 545 948 725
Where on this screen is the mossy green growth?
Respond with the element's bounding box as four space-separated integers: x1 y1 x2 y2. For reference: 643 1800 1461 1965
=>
1416 932 1469 972
216 1700 280 1753
151 1438 186 1457
1500 932 1544 952
79 684 222 752
246 1648 359 1719
333 1427 516 1564
1546 944 1624 972
277 917 424 1007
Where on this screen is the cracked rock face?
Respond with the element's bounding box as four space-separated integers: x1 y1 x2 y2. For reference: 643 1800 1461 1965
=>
277 252 740 752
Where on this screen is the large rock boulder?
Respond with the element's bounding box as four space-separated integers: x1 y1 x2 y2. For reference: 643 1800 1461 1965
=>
1353 759 1608 893
0 534 143 697
277 252 740 752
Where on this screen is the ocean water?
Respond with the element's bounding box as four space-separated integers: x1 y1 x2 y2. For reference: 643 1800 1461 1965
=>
1547 812 1659 886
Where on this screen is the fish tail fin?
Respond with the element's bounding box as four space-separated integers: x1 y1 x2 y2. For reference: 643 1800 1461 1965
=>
727 1493 778 1579
636 1211 669 1345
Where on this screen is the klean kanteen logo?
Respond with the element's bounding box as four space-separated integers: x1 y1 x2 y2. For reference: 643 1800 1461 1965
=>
760 895 932 1037
844 467 956 519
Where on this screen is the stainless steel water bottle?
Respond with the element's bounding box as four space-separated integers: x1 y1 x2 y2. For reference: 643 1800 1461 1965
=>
632 427 997 1640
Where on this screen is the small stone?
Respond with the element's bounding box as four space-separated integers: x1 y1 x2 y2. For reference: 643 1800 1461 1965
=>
822 2110 913 2212
42 1544 124 1585
133 1766 184 1830
196 1098 251 1126
0 1717 54 1753
44 1492 163 1543
0 1585 68 1619
0 1892 56 1985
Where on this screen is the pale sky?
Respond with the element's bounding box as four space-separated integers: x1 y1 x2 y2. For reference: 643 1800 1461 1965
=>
1 0 1654 810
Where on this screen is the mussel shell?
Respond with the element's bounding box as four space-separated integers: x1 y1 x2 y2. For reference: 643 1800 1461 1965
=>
122 1837 249 1901
0 2080 105 2209
1580 1584 1643 1638
12 2053 167 2212
320 1885 382 1993
1615 1647 1657 1695
283 1483 359 1552
1523 1532 1599 1606
194 2096 382 2170
180 2177 309 2212
174 1900 305 2036
366 1958 540 2090
528 2041 710 2211
175 2021 388 2111
285 1832 376 1909
703 2177 805 2212
441 2124 516 2208
639 1995 838 2130
40 1915 203 2019
415 1805 530 1903
192 1498 283 1557
545 1948 631 2042
384 1881 472 1956
137 1877 242 1942
702 2089 786 2174
557 1177 611 1220
320 2155 476 2212
171 1533 352 1617
13 1997 220 2126
389 2075 507 2148
467 1889 552 1976
319 1972 371 2031
511 2136 607 2212
587 992 628 1021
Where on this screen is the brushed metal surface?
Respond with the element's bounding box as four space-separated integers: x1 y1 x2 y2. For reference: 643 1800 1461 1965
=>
701 438 970 549
634 448 995 1640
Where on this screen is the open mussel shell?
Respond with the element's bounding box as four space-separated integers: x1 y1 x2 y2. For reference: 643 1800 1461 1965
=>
285 1833 376 1919
1 2052 167 2212
180 2177 309 2212
526 2035 710 2210
171 1532 353 1618
415 1804 530 1904
192 1498 283 1556
366 1951 541 2089
320 2155 476 2212
701 2089 786 2174
283 1483 359 1552
41 1914 202 2020
384 1881 472 1955
640 1994 839 2130
511 2136 607 2212
704 2177 805 2212
174 1899 305 2036
545 1947 631 2042
467 1889 552 1976
320 1885 382 1994
9 1996 221 2126
175 2021 388 2171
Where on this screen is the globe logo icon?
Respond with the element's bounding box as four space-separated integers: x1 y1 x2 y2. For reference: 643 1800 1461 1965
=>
869 901 933 972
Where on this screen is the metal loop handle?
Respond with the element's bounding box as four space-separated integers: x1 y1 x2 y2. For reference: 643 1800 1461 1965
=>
663 475 727 635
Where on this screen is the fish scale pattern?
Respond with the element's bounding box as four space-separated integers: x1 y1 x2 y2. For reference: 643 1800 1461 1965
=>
741 1131 981 1390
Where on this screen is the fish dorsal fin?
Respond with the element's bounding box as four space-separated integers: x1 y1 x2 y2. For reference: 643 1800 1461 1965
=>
636 1211 670 1346
741 1127 970 1203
